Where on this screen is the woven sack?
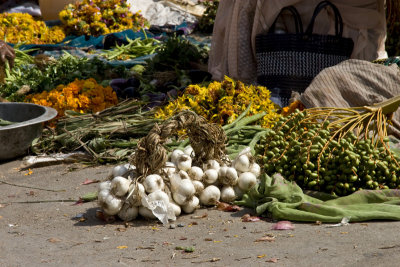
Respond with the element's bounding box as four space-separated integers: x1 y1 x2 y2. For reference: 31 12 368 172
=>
255 1 354 107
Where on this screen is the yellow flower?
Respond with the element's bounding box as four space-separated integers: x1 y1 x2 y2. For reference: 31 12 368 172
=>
155 76 280 128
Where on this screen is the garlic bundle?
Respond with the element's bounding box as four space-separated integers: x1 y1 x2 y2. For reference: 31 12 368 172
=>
97 147 262 224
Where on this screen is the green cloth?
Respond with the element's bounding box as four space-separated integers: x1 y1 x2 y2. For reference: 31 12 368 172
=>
235 173 400 223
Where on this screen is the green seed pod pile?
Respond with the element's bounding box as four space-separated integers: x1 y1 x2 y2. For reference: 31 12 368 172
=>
254 110 400 196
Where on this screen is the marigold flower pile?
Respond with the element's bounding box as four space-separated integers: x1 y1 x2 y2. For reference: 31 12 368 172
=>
26 78 118 117
59 0 149 36
155 76 280 128
0 13 65 44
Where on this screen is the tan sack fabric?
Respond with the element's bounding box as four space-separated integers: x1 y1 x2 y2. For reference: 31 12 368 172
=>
209 0 387 83
300 59 400 138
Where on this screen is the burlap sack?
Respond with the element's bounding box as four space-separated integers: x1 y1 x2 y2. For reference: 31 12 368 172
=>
209 0 387 83
300 59 400 137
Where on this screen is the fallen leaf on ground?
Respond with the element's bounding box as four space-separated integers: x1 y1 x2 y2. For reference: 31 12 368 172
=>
341 232 349 234
204 238 213 241
272 221 294 230
179 237 187 240
81 179 100 185
191 213 208 219
255 236 275 242
47 238 61 243
26 191 35 196
257 254 266 258
175 246 195 253
217 202 242 212
242 214 261 222
117 246 128 249
266 257 279 263
0 204 5 208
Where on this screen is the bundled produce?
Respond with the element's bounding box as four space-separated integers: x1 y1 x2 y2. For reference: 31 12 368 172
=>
155 76 280 128
0 53 129 101
100 37 161 61
139 36 210 94
32 99 160 163
255 96 400 196
59 0 149 36
97 110 261 223
197 0 219 33
0 13 65 44
26 78 118 118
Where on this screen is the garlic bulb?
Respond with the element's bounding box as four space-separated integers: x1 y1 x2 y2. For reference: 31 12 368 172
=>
203 159 220 171
238 172 257 191
112 164 129 178
249 163 261 177
98 181 111 192
163 162 176 177
177 154 192 171
139 206 157 219
233 185 244 199
143 174 165 193
182 196 200 214
221 167 238 186
127 183 145 207
199 185 221 206
233 154 250 173
176 179 196 200
118 203 139 221
111 176 131 197
183 145 194 157
203 169 219 184
192 180 205 195
218 166 228 180
143 190 170 207
221 186 236 202
171 149 184 165
98 189 110 203
169 202 182 217
172 192 187 206
188 166 204 181
102 194 123 215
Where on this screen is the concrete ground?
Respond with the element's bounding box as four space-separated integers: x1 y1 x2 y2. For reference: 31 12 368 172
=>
1 159 400 267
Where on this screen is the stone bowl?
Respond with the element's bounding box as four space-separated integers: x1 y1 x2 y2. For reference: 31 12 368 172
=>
0 103 57 161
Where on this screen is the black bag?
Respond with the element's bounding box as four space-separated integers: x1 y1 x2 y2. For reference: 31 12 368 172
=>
255 1 354 107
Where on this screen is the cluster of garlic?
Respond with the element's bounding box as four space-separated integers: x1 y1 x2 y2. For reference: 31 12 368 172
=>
97 147 260 223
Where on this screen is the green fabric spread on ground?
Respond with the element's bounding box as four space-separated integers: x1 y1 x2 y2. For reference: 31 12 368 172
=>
235 173 400 222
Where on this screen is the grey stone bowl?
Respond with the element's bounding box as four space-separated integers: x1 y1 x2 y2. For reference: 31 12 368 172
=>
0 103 57 161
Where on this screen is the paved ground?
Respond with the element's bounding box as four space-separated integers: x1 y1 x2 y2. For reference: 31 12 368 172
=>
1 159 400 267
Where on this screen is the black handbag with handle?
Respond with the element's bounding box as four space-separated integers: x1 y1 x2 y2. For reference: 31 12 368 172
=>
255 1 354 107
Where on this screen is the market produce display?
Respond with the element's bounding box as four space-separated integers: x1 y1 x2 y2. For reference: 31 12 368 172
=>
100 37 161 61
26 78 118 117
0 53 129 101
255 97 400 196
31 99 160 163
0 13 65 44
59 0 149 36
97 110 262 223
155 76 280 127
